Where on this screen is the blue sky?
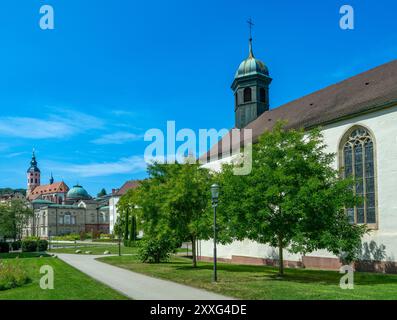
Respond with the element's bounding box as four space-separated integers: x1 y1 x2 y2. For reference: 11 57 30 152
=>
0 0 396 195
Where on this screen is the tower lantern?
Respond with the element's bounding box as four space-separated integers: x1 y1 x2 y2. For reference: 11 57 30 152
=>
232 20 272 128
27 149 41 197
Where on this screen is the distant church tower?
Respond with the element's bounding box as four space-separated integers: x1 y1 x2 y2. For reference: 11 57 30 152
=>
232 22 272 128
27 150 41 197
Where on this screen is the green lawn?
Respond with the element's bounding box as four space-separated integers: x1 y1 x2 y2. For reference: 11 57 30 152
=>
98 254 397 300
50 244 138 255
0 253 128 300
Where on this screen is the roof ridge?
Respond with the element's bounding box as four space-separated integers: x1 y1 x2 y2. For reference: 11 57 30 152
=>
269 59 397 113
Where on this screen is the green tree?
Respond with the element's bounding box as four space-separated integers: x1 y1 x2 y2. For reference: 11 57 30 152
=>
135 160 213 267
0 200 33 240
97 188 107 197
218 122 367 276
117 188 141 246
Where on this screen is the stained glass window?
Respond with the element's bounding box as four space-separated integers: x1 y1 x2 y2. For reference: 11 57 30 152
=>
342 127 376 225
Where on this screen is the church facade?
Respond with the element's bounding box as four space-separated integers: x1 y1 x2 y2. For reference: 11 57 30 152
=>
200 38 397 271
23 153 110 238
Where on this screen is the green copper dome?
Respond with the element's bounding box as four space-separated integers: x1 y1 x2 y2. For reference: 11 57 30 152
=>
234 39 269 79
66 184 91 200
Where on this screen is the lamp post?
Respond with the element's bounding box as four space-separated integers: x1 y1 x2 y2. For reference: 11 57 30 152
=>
48 231 51 252
211 184 220 282
118 227 122 257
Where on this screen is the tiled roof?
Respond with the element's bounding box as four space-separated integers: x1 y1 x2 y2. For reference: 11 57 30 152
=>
114 180 141 196
28 182 69 201
204 59 397 160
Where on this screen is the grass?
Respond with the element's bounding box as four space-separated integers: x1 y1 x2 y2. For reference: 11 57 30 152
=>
0 252 128 300
98 254 397 300
50 244 138 255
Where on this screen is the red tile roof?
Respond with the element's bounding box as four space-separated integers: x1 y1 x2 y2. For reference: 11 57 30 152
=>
114 180 141 196
28 182 69 201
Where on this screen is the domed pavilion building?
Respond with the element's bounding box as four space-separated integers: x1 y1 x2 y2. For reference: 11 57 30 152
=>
23 154 109 238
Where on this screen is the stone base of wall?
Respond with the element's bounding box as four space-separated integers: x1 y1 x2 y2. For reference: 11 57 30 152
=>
302 256 343 270
198 255 397 274
198 255 303 268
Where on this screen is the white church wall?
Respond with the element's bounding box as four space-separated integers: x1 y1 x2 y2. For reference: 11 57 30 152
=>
200 104 397 264
109 196 120 234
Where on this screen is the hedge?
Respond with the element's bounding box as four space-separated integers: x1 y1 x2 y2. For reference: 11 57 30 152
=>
11 241 21 251
37 240 48 251
21 240 49 252
21 240 37 253
0 242 9 253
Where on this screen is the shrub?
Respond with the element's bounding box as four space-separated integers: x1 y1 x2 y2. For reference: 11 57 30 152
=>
11 241 21 251
0 242 9 253
37 240 48 251
21 240 37 253
0 262 30 291
92 230 100 240
53 234 80 241
79 231 86 241
138 236 177 263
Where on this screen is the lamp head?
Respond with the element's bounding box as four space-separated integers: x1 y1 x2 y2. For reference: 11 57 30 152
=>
211 184 220 202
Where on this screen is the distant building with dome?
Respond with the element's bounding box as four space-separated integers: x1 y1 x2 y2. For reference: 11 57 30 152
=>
23 152 109 238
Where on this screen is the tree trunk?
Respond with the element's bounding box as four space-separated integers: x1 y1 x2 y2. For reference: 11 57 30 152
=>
124 210 129 246
191 237 197 268
129 215 136 246
278 236 284 276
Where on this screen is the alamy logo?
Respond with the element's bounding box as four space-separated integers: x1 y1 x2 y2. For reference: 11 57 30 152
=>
40 265 54 290
39 5 55 30
339 265 354 289
144 121 252 175
339 5 354 30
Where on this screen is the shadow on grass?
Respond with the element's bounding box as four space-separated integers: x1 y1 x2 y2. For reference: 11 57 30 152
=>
101 254 397 286
173 259 397 286
0 252 51 259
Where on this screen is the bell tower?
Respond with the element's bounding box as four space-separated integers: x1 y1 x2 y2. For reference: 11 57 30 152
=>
27 150 41 197
232 20 272 128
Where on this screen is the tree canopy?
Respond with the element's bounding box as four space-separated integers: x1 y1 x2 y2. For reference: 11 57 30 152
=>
97 188 107 197
120 160 214 267
217 122 367 275
0 200 33 240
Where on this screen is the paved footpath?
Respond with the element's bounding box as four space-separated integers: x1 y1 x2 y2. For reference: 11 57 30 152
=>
57 254 233 300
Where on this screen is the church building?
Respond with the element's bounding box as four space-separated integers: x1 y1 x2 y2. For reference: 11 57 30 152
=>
23 152 110 238
200 35 397 271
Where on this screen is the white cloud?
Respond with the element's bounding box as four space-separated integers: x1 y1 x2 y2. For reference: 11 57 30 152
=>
0 109 104 139
0 117 72 139
51 156 147 177
4 151 28 158
91 132 143 145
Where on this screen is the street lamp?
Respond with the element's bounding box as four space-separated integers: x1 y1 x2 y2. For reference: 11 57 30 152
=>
211 184 220 282
48 231 51 251
118 227 122 257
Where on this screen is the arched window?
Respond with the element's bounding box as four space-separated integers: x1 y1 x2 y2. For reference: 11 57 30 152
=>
243 87 252 103
341 127 377 226
259 88 267 103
